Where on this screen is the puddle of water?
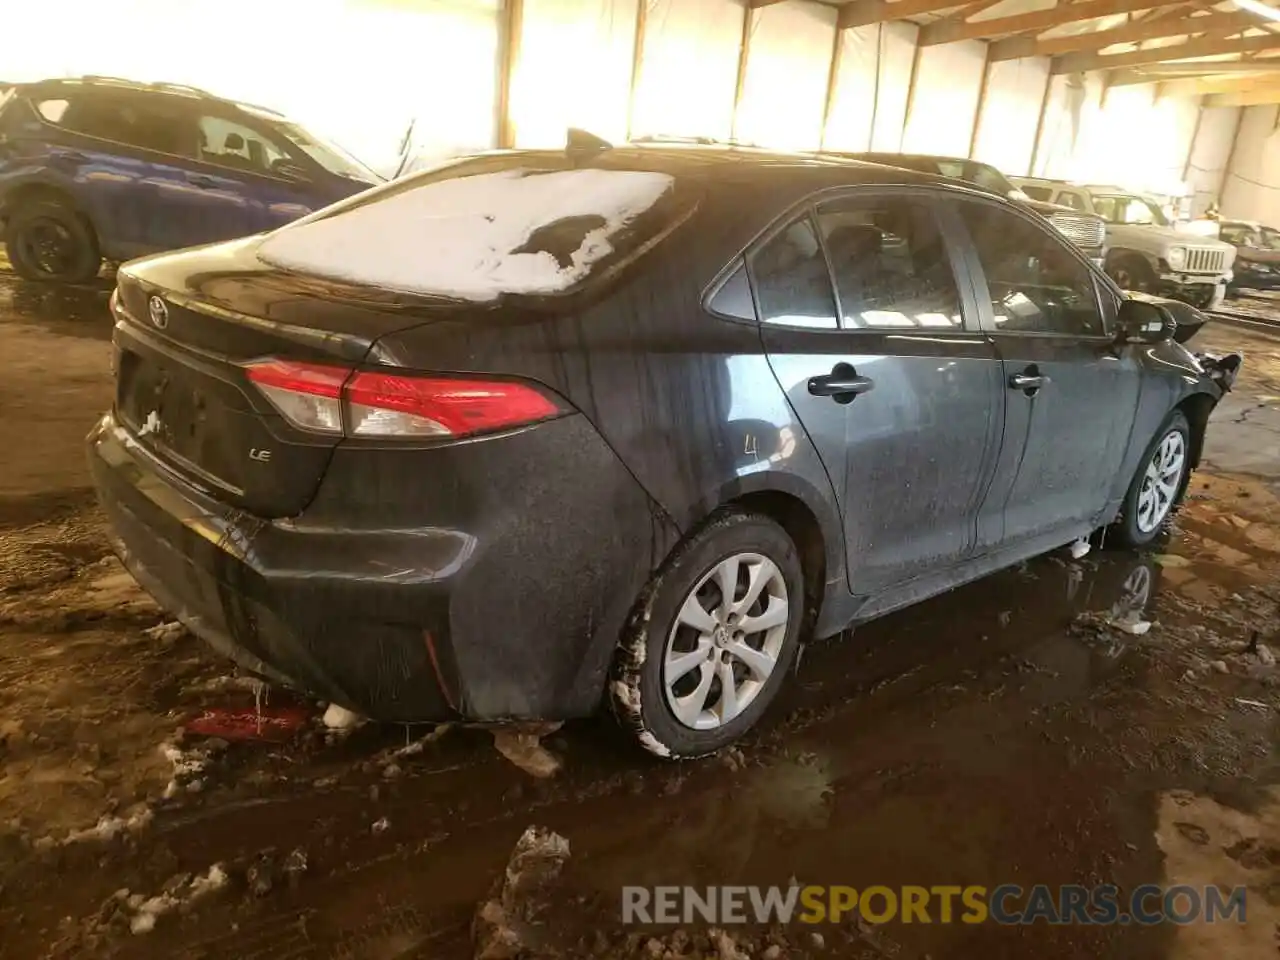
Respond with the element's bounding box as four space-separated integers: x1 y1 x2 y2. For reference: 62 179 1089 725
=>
0 269 113 341
93 548 1221 960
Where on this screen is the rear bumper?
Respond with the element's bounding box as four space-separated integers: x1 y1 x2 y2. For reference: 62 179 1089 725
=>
88 411 669 722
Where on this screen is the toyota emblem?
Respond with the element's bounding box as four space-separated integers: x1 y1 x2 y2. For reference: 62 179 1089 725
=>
148 296 169 330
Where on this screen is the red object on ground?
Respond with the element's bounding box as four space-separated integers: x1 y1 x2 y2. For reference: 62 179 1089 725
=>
185 705 312 742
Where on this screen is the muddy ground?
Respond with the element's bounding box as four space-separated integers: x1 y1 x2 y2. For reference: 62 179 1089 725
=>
0 258 1279 960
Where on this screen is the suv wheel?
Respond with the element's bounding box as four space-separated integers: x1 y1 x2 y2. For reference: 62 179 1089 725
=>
611 510 804 759
1109 255 1155 294
1112 411 1191 548
5 199 102 284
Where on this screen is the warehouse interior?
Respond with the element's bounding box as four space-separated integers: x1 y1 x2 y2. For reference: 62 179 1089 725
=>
9 0 1280 217
2 2 1280 959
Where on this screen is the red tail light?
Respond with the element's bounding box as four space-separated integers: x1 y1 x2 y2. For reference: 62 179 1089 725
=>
244 360 561 439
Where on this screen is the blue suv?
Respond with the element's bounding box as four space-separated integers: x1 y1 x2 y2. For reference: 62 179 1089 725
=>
0 76 381 283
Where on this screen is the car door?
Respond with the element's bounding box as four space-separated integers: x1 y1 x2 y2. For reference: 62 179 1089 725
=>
950 196 1141 551
751 190 1005 598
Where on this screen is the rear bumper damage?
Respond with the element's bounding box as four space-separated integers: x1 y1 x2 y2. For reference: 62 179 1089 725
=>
88 411 668 723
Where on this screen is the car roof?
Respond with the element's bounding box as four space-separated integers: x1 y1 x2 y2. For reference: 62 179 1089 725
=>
14 75 285 119
490 142 969 192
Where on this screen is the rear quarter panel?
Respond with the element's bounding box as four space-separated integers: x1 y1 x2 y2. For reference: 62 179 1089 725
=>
372 184 847 581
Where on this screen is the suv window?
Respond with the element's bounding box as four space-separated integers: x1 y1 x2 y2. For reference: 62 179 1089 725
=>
957 201 1105 337
198 115 290 175
1054 191 1087 211
936 160 1014 196
749 216 838 329
816 197 964 329
35 98 69 123
1091 194 1168 226
1020 185 1053 202
1220 225 1255 247
53 94 196 156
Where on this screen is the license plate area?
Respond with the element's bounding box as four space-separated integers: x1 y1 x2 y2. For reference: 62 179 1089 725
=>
116 349 248 495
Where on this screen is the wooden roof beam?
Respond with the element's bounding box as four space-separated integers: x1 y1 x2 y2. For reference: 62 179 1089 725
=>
991 11 1255 60
1207 84 1280 104
919 0 1173 47
838 0 970 29
1053 33 1280 72
1157 71 1280 95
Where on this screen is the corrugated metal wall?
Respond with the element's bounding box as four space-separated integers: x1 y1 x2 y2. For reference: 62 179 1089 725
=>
5 0 1241 198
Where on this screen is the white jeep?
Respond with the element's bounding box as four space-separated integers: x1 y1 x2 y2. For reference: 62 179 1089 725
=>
1010 178 1235 309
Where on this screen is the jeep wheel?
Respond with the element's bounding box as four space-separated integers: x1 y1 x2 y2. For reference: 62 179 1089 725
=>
5 199 102 284
1108 255 1155 294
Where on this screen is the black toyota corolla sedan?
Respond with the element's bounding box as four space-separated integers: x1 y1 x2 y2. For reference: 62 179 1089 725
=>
88 142 1240 758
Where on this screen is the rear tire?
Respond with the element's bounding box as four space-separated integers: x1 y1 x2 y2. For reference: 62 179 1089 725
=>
1112 411 1191 548
4 198 101 284
610 510 805 759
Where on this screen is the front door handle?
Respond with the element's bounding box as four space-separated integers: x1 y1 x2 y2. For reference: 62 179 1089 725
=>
51 149 87 164
188 175 217 189
1008 365 1049 395
808 363 875 404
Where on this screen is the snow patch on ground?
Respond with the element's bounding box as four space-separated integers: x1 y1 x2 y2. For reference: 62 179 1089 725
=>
322 703 363 731
126 864 227 934
256 168 674 301
62 804 153 845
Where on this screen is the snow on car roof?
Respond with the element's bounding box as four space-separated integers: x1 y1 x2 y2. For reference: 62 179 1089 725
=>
256 167 676 302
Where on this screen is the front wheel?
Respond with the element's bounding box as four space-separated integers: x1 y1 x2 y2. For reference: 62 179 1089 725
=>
1108 255 1156 294
610 510 805 759
1112 411 1191 548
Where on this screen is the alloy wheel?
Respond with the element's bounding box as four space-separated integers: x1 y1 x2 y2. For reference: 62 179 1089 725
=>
1135 430 1186 534
662 552 789 730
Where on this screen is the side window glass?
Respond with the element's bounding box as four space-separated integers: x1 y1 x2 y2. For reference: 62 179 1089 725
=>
198 116 289 175
957 201 1106 337
55 96 195 157
707 259 755 322
35 99 69 124
816 197 964 329
749 216 838 329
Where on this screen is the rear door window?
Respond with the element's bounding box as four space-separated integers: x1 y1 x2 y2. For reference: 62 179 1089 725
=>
748 215 838 329
816 196 965 330
54 94 197 157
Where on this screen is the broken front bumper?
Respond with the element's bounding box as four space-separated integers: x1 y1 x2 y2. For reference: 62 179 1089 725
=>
1195 352 1243 393
1156 275 1227 309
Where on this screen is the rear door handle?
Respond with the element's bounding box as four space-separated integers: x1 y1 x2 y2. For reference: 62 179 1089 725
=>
188 175 217 189
808 364 875 404
51 149 87 164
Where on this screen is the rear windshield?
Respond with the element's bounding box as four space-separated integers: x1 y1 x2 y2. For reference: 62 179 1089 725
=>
257 155 696 303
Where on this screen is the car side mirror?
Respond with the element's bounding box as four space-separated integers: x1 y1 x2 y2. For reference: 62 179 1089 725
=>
1115 299 1177 346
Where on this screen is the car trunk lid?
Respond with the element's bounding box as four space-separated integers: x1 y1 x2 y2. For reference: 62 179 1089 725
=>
111 237 459 518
